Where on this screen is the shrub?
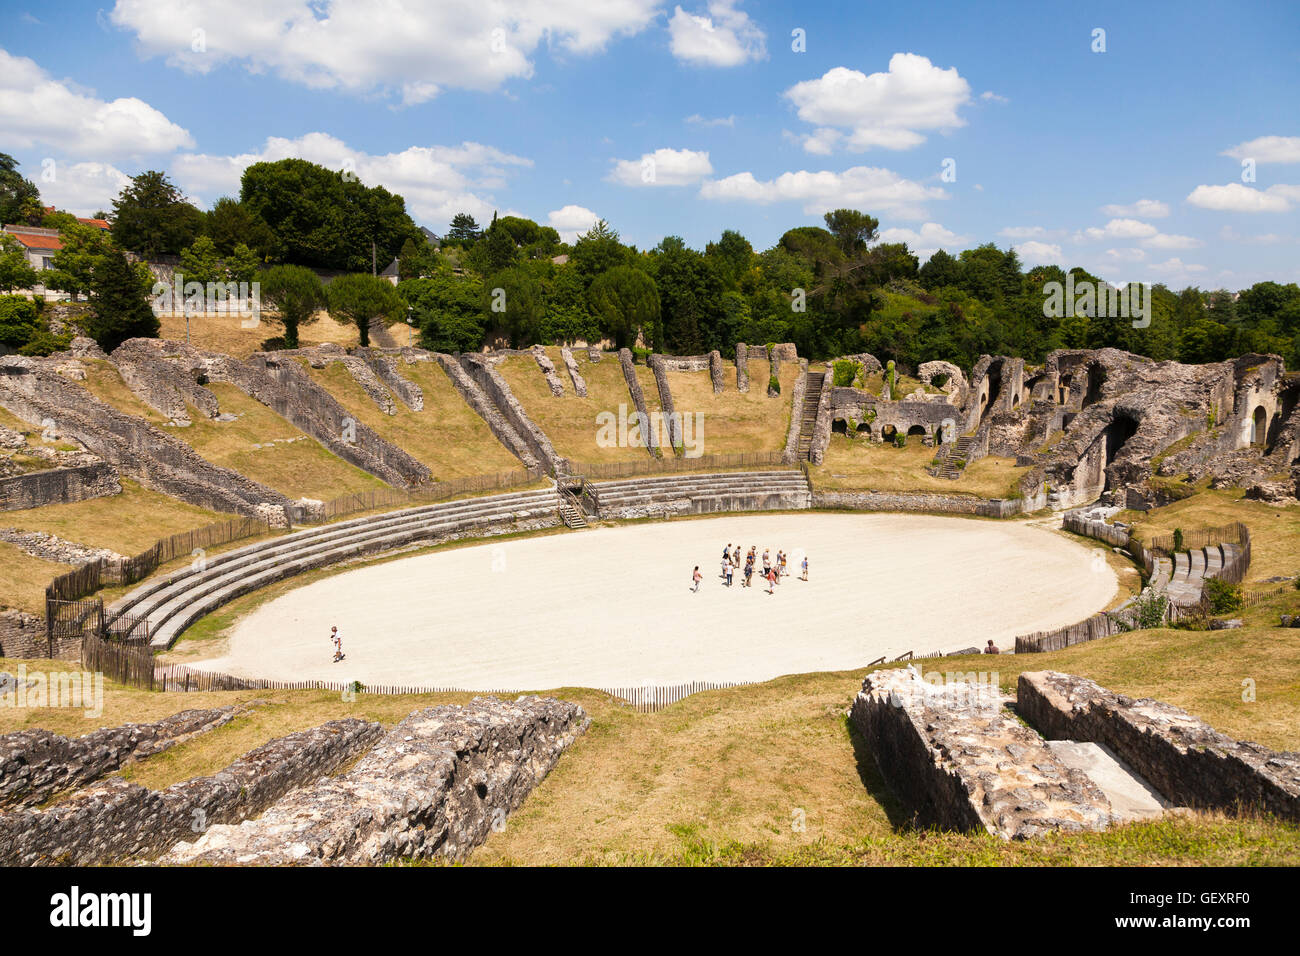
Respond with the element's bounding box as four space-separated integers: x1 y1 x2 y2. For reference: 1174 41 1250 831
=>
0 295 43 349
1172 527 1184 552
932 372 949 388
768 374 780 394
1203 577 1242 614
832 359 858 388
632 345 653 365
893 433 907 448
1119 590 1170 631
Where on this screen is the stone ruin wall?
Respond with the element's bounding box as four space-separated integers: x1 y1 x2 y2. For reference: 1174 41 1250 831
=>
1017 671 1300 822
461 353 565 474
0 718 382 865
849 668 1113 839
429 353 538 469
0 707 237 810
617 348 660 458
0 462 119 512
166 696 589 865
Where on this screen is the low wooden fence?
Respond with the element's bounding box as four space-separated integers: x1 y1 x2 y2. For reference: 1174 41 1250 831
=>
1018 516 1253 653
46 516 273 605
79 637 751 712
567 451 789 481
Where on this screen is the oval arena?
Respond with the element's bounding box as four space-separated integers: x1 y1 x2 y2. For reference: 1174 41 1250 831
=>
191 511 1117 689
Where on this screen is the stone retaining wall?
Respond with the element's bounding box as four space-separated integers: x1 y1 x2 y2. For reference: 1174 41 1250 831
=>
461 354 564 474
735 343 750 392
560 347 588 397
0 718 382 865
648 355 681 451
781 366 809 463
812 488 1032 517
1017 671 1300 821
166 696 589 865
0 707 237 809
849 668 1112 839
430 353 538 469
355 349 424 411
0 463 120 512
618 348 660 457
0 609 68 659
532 345 566 396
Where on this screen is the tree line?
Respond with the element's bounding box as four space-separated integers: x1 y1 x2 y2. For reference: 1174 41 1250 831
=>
2 152 1297 369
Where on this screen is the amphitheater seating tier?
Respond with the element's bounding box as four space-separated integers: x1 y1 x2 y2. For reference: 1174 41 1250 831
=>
587 470 812 518
107 488 562 649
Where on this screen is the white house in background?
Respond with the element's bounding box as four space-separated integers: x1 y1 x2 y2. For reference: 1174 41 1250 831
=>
3 215 111 275
380 257 401 286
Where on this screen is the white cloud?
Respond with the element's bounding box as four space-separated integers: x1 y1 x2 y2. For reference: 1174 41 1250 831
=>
998 225 1051 240
1078 218 1159 241
699 164 948 218
171 133 531 228
1103 248 1146 263
1141 232 1203 250
1219 226 1297 245
783 54 972 153
0 47 192 157
979 90 1008 104
1147 257 1207 276
1013 241 1062 265
608 148 713 187
667 0 766 67
799 128 842 155
1100 198 1170 218
1185 183 1292 212
685 114 736 128
110 0 660 103
877 222 968 260
547 204 600 243
36 161 131 215
1222 135 1300 164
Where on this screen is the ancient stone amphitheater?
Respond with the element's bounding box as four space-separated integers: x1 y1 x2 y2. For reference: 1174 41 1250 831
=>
1 334 1297 861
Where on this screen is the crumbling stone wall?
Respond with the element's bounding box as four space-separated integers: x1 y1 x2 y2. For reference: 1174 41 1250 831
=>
1018 671 1300 821
0 707 237 809
813 488 1033 517
355 348 425 411
461 354 564 474
0 355 289 517
0 718 382 865
166 696 589 865
0 463 119 512
781 365 809 463
708 350 724 393
560 347 588 397
618 348 660 457
0 610 67 659
532 345 566 396
429 353 538 468
648 354 681 451
850 668 1112 839
735 343 750 392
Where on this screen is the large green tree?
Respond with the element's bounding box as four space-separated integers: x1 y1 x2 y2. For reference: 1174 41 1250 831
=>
401 273 484 353
483 264 544 347
0 234 38 293
44 222 112 300
85 247 159 351
259 264 326 348
205 196 275 258
110 170 204 257
326 273 405 347
587 266 660 349
0 154 41 227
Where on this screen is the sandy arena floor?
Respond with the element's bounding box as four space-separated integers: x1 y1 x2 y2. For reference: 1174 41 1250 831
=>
193 513 1117 689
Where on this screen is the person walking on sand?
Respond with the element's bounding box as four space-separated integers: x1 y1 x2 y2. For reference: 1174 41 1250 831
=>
692 566 702 592
330 626 340 662
762 550 771 576
744 555 754 588
778 550 787 578
765 567 777 594
801 554 809 581
724 557 734 587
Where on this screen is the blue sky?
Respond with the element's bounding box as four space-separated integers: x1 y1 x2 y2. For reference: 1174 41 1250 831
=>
3 0 1298 290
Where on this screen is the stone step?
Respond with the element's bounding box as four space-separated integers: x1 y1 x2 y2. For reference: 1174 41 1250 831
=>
118 490 562 630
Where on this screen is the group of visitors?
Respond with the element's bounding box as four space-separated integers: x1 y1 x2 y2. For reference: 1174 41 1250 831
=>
692 543 808 595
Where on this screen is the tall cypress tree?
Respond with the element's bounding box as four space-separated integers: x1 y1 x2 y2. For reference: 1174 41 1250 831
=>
86 248 160 351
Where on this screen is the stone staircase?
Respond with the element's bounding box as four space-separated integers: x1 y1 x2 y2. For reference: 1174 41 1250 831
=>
107 487 562 649
586 470 812 520
796 372 825 461
1163 542 1238 607
930 435 976 479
